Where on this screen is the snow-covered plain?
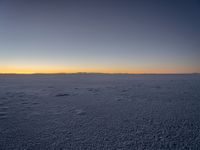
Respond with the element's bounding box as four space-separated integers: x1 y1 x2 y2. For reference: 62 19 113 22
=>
0 74 200 149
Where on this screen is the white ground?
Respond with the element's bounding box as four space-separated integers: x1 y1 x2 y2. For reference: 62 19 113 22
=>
0 74 200 149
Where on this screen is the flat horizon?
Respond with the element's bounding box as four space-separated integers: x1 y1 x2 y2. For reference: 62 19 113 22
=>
1 1 200 149
0 72 199 75
0 0 200 73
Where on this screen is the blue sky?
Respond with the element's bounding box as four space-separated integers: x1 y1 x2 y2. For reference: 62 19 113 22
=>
0 0 200 73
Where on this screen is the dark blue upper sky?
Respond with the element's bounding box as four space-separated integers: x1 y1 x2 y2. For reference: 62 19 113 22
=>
0 0 200 73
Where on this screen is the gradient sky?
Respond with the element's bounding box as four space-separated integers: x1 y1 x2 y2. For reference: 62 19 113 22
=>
0 0 200 73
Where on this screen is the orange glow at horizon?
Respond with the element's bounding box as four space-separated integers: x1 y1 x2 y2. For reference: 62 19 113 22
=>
0 66 197 74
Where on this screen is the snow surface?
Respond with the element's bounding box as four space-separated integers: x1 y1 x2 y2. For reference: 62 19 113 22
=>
0 74 200 149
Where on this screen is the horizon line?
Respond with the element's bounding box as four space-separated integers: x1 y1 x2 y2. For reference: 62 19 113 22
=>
0 72 199 75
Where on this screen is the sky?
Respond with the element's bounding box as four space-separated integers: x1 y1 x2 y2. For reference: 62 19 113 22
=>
0 0 200 74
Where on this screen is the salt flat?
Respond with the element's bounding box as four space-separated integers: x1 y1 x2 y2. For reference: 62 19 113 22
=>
0 74 200 149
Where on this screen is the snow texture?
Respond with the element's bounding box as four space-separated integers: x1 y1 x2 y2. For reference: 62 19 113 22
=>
0 74 200 149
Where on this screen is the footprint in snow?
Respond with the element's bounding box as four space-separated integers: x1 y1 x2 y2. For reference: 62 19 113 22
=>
75 109 86 115
55 93 70 97
0 112 7 119
115 97 124 101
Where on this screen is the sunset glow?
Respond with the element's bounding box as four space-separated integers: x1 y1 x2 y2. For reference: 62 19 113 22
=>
0 0 199 74
1 0 200 149
0 66 198 74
